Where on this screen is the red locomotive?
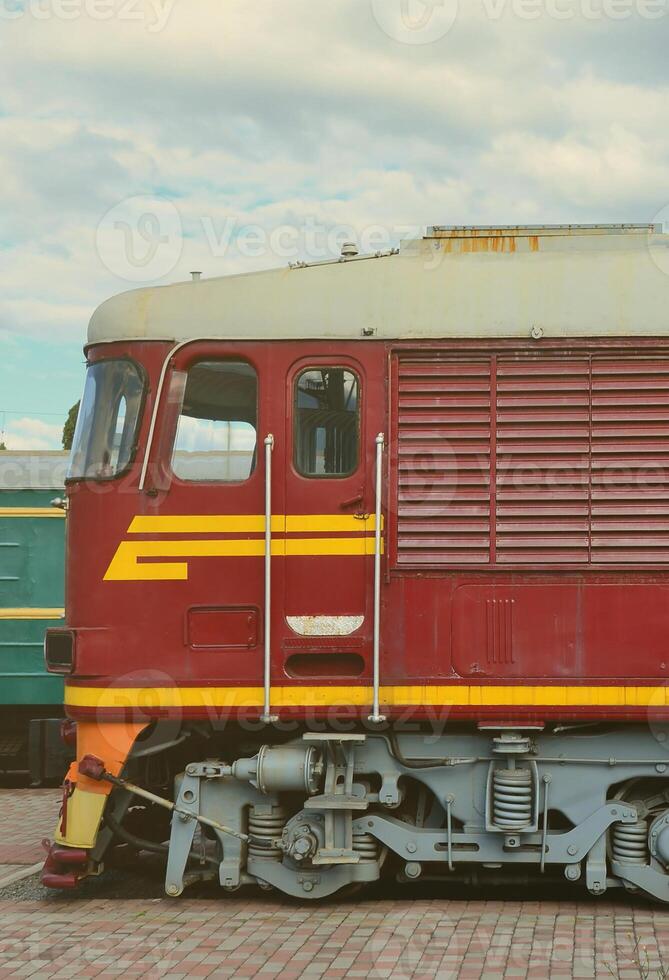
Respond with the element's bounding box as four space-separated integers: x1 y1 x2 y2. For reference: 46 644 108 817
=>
43 225 669 902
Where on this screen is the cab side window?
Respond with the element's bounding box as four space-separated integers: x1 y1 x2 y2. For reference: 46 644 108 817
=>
172 361 257 482
294 368 359 477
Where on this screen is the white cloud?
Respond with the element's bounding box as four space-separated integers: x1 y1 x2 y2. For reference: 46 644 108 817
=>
2 417 63 451
0 0 667 351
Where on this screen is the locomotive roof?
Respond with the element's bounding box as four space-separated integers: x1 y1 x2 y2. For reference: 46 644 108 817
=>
88 224 669 346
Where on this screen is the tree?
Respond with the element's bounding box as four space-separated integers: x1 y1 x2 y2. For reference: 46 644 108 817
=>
62 401 80 451
0 442 6 450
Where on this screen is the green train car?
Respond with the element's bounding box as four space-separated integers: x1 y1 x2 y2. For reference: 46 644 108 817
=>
0 451 72 783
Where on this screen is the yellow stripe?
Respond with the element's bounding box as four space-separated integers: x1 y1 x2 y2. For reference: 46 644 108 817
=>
128 514 381 534
0 508 65 518
283 538 378 556
64 684 669 710
105 537 380 581
0 608 64 620
284 515 381 533
129 515 271 534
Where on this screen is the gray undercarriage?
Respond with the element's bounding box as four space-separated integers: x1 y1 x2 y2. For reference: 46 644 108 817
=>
110 725 669 903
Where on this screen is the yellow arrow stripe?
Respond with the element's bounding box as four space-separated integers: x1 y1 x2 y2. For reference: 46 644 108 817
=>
128 514 381 534
64 684 669 710
0 608 64 620
0 508 65 518
105 536 382 581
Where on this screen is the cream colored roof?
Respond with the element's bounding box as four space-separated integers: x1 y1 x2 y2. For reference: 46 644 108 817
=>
88 225 669 346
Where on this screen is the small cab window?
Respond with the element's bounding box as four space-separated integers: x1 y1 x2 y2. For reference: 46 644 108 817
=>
172 361 257 482
294 368 359 477
68 359 144 480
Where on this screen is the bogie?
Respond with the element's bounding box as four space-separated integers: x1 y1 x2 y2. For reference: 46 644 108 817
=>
91 724 669 904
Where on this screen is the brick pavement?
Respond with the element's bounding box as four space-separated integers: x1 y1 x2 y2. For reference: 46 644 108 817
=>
2 897 669 978
1 788 669 978
0 790 60 874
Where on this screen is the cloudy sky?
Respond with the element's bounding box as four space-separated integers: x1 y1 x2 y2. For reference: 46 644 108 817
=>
1 0 668 449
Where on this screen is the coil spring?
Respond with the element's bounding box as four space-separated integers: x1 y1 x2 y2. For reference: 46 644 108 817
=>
493 768 533 830
352 832 379 863
611 820 650 866
248 806 287 861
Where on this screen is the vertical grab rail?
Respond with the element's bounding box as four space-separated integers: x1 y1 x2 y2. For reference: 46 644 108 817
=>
262 434 277 723
369 433 386 724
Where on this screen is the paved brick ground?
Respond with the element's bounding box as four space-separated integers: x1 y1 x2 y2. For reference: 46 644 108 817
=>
2 897 669 978
1 789 669 978
0 790 59 873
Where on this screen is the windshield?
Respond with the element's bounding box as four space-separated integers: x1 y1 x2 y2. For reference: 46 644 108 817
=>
68 359 145 480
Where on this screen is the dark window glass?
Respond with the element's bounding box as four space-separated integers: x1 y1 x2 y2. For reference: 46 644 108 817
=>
294 368 359 477
68 360 144 480
172 361 257 482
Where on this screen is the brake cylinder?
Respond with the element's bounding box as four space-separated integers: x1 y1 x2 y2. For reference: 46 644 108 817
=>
232 744 323 795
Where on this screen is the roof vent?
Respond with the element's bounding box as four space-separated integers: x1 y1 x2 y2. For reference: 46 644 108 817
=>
190 271 202 281
341 242 358 258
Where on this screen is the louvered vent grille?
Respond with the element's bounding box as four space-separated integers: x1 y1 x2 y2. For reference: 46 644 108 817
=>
394 354 669 569
396 360 491 565
496 360 590 564
591 360 669 563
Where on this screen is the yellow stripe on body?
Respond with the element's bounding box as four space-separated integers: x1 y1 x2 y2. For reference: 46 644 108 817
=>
285 515 382 533
64 684 669 710
128 514 381 534
0 608 64 620
0 508 65 518
105 537 382 581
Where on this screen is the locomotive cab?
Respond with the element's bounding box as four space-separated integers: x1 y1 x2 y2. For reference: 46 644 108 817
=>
44 225 669 903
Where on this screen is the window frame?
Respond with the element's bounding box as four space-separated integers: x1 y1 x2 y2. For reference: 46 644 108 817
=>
66 356 147 484
292 365 361 480
168 357 260 486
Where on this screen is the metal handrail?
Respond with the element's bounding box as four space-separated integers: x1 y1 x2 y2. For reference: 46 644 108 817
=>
261 434 278 723
369 433 386 724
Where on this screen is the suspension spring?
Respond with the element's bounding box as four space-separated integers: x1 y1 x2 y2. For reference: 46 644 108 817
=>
493 768 533 830
248 806 287 861
352 832 379 863
611 820 649 866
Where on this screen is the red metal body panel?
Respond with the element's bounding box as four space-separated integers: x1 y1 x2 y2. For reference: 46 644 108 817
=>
64 338 669 723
